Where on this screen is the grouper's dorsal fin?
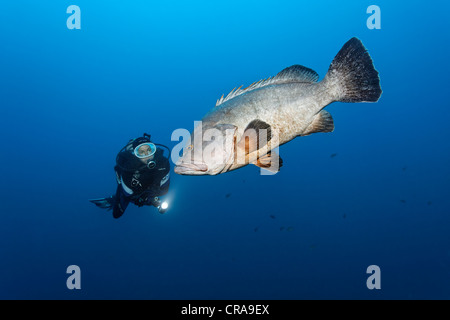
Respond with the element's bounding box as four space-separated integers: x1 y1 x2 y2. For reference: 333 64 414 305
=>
275 65 319 83
216 65 319 107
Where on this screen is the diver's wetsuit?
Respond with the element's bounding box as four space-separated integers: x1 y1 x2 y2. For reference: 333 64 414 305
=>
113 147 170 219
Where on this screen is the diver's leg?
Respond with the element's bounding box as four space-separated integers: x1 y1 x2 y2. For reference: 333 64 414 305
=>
112 185 130 219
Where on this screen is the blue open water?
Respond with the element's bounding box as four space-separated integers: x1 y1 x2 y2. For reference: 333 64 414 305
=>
0 0 449 299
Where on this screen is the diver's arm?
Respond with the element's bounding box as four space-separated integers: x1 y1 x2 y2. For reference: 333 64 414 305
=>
155 153 171 194
158 174 170 196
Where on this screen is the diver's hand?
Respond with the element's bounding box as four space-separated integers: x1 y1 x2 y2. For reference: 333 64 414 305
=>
157 201 169 214
151 197 161 208
148 197 168 213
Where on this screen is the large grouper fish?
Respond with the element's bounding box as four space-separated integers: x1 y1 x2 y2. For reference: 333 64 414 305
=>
175 38 382 175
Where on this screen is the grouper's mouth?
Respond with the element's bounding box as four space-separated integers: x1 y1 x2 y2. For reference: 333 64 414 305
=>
174 162 208 175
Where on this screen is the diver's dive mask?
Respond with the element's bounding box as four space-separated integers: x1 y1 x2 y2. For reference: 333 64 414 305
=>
134 142 156 159
134 142 157 169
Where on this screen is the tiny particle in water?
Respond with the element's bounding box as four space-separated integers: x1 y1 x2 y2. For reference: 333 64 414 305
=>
280 227 285 231
310 244 316 249
400 200 406 204
254 227 258 232
225 193 231 198
269 215 276 219
330 153 338 158
427 201 432 206
402 166 407 171
287 226 294 232
343 214 347 219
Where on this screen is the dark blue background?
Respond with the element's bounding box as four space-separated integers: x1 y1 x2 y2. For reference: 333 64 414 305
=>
1 0 449 299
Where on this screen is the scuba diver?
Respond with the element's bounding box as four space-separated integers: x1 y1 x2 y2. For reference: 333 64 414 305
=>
90 133 171 219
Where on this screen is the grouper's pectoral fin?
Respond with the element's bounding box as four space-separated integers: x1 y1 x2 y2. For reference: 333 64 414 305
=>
253 151 283 173
236 119 272 155
302 110 335 136
235 119 282 173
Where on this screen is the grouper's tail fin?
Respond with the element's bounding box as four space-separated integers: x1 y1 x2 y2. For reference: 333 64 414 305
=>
325 37 382 103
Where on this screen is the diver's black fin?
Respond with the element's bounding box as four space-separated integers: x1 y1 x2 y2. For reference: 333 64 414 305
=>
89 197 115 210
